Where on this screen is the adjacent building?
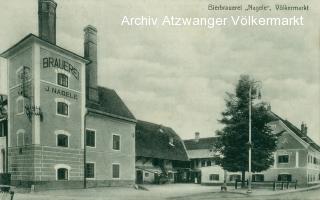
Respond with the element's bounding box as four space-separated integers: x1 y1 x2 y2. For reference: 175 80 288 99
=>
135 120 189 184
0 0 136 190
263 110 320 186
184 133 241 185
183 108 320 187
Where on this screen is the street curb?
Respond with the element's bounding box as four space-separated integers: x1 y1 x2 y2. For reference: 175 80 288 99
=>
225 184 320 197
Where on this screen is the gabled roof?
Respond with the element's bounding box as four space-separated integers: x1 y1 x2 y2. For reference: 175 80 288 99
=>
1 34 89 64
135 120 189 161
184 137 218 150
86 87 136 122
268 111 320 152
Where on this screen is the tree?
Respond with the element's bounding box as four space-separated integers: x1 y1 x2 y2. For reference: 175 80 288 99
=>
0 95 7 119
215 75 278 187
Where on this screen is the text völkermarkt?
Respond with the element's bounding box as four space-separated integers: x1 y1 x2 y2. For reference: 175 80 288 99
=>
121 16 304 28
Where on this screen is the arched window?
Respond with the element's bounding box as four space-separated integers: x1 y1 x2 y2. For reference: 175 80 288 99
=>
16 96 24 115
16 129 25 147
57 73 68 87
55 98 70 117
55 130 70 148
57 168 68 180
55 164 71 181
57 102 68 116
57 134 68 147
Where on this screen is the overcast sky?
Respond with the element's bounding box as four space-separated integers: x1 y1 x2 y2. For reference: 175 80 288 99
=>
0 0 319 141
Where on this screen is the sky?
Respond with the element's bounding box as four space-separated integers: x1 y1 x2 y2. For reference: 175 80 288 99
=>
0 0 319 141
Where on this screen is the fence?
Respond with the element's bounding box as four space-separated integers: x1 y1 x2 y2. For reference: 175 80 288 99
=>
235 180 298 191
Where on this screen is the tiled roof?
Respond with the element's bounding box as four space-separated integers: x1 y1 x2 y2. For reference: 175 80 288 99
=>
184 137 218 150
86 87 136 121
268 111 320 152
135 120 189 161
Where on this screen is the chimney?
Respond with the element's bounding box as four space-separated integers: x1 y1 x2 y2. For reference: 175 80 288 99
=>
267 104 271 111
84 25 99 101
301 122 307 135
38 0 57 44
304 124 308 135
195 132 200 142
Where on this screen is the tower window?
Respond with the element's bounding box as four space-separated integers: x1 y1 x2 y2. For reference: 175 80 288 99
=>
16 97 24 115
57 102 68 116
57 73 68 87
57 134 68 147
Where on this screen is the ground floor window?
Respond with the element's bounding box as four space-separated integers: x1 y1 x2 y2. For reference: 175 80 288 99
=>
112 164 120 179
85 163 95 178
252 174 264 182
57 168 68 180
229 174 241 182
209 174 219 181
277 174 292 182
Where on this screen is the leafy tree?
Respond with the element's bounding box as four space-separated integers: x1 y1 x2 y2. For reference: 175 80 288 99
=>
0 95 7 118
215 75 278 186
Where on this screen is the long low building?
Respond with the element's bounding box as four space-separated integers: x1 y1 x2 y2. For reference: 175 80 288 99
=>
183 108 320 187
135 120 189 184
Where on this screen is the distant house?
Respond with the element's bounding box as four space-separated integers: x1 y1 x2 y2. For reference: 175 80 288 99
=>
184 133 241 185
135 120 189 184
264 110 320 186
184 108 320 187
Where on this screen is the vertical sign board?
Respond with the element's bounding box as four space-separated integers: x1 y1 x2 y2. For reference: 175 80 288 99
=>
39 48 82 148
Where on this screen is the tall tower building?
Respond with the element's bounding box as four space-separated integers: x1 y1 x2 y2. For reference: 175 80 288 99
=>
0 0 136 190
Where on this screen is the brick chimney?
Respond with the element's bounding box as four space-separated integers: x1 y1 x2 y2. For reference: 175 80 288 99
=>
301 122 308 135
195 132 200 142
38 0 57 44
84 25 99 101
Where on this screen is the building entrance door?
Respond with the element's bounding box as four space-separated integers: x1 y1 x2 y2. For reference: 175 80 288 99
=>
136 170 143 184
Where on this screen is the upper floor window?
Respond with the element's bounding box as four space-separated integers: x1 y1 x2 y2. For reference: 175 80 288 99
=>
57 102 68 116
55 130 70 148
86 129 96 147
16 66 31 85
57 73 69 87
206 161 211 166
57 134 68 147
16 97 24 115
201 160 206 167
278 155 289 164
112 134 120 150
